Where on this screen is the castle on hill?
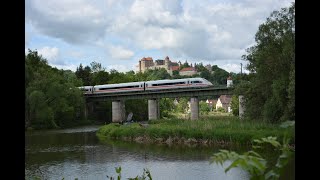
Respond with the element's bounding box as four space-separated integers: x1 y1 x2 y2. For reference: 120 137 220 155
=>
137 56 212 76
137 56 179 75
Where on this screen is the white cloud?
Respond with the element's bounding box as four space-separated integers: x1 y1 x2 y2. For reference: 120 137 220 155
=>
220 63 242 73
107 64 128 72
108 45 134 60
26 0 108 44
26 0 294 72
37 46 65 65
52 64 78 72
68 51 84 58
106 0 293 62
38 46 59 60
139 27 184 49
129 0 181 27
213 61 249 74
106 0 116 7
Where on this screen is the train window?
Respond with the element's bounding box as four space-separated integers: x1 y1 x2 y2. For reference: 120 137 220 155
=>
191 81 201 83
152 82 185 86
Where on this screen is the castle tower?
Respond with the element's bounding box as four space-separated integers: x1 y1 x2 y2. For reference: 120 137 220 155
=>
165 56 170 70
139 57 147 73
139 57 154 73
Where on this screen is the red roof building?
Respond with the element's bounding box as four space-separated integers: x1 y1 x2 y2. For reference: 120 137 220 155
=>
179 67 197 76
171 66 180 71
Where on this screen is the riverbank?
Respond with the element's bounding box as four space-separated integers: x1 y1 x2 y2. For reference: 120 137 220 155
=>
25 119 104 131
96 116 295 146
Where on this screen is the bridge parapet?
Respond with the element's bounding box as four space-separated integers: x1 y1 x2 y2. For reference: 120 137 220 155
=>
85 86 234 102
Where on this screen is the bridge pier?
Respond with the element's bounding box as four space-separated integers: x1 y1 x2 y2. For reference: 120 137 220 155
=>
84 104 88 120
148 99 160 120
190 97 199 120
88 102 94 113
112 100 126 123
84 102 94 120
239 95 245 119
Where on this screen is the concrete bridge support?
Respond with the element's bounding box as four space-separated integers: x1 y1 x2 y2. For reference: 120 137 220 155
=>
84 102 94 120
148 99 160 120
112 100 126 123
190 97 199 120
88 102 94 113
239 95 245 119
84 104 88 120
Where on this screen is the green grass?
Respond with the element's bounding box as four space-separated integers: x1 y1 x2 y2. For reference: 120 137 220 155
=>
96 116 295 145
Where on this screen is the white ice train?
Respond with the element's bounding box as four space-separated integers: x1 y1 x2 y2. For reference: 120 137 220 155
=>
79 78 213 94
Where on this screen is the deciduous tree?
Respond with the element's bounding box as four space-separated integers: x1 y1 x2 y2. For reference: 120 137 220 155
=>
241 3 295 122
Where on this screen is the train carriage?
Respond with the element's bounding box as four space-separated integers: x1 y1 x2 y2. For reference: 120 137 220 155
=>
145 78 212 91
188 78 213 87
145 78 188 91
93 81 145 94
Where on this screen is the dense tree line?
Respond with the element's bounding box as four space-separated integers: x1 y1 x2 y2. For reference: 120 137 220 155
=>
25 50 86 129
235 3 295 122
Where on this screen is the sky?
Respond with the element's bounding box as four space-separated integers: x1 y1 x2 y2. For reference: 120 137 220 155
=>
25 0 294 74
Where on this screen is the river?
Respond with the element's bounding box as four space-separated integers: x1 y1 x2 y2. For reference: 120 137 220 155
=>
25 125 293 180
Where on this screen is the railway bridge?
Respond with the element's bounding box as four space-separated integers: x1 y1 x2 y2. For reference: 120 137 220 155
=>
84 86 244 122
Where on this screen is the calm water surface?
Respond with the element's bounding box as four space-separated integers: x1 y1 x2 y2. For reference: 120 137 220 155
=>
25 125 280 180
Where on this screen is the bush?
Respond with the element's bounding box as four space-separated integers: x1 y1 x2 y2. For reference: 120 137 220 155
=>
200 101 210 115
217 107 226 113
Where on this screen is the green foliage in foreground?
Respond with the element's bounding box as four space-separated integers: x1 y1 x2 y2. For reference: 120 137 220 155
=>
211 121 295 179
97 116 294 145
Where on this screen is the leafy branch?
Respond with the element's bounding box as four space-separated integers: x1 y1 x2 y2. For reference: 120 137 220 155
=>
210 121 294 180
